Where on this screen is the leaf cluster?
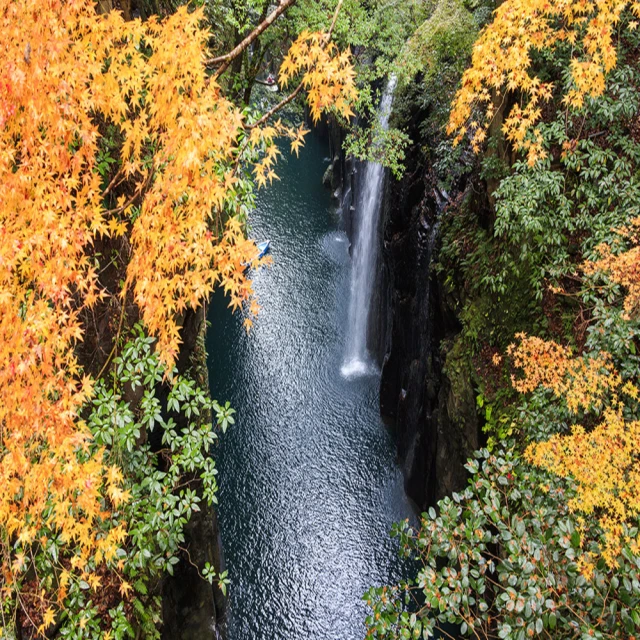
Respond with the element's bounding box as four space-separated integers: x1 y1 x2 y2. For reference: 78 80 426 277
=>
365 449 640 639
1 328 232 638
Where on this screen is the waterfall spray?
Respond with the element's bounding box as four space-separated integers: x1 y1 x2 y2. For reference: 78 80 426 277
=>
341 75 397 378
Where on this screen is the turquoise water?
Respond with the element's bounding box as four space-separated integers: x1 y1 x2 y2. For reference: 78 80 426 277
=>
206 133 413 640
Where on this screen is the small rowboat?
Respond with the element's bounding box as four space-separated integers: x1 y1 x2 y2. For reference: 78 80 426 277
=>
255 240 270 259
243 240 270 267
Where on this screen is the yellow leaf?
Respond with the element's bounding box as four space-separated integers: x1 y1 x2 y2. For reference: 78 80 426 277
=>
119 580 133 597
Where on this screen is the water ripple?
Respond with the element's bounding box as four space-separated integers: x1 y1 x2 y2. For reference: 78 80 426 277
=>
206 134 414 640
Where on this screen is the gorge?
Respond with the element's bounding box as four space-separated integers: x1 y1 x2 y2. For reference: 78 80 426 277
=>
205 130 415 639
201 69 482 638
5 0 639 637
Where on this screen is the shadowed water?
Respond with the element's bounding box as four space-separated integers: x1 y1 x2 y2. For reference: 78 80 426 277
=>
206 133 413 640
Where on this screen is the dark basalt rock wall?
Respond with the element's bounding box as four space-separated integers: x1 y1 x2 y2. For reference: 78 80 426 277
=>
378 141 480 510
77 233 226 638
320 114 358 238
162 496 226 640
320 107 479 510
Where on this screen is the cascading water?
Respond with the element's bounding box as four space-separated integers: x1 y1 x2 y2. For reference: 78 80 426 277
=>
341 75 397 377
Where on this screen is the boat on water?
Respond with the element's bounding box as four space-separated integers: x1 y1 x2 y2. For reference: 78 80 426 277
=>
258 74 279 92
243 240 270 267
255 240 270 259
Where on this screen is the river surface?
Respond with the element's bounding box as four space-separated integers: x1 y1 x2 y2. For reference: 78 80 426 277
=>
206 133 413 640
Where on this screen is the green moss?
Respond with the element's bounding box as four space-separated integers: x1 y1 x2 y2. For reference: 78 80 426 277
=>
442 335 478 431
395 0 476 87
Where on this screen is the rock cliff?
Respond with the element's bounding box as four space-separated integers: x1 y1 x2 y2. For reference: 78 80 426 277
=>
378 130 480 510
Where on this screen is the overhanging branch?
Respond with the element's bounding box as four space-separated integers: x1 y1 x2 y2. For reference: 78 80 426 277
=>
245 0 345 129
206 0 297 76
247 82 304 130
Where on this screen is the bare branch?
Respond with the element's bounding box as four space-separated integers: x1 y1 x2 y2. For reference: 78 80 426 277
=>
206 0 297 75
325 0 344 42
103 168 153 216
247 82 304 130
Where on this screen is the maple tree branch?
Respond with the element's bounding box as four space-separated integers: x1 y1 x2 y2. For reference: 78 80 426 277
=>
235 0 344 130
247 81 304 130
245 0 345 130
206 0 297 75
103 168 153 217
102 165 126 197
325 0 344 42
96 294 127 382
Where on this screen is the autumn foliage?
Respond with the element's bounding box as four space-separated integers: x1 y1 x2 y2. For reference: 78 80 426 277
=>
507 334 620 413
364 0 640 633
585 216 640 318
446 0 640 164
443 0 640 567
506 207 640 566
0 0 356 634
279 30 357 123
508 335 640 566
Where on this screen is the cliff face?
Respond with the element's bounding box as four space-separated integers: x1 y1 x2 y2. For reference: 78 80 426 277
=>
378 140 480 510
78 248 226 640
322 105 480 510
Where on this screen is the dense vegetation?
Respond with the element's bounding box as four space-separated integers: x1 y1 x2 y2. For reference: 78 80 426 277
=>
3 0 640 638
364 0 640 637
0 0 450 637
0 0 362 636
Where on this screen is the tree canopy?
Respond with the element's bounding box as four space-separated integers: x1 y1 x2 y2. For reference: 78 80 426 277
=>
363 0 640 636
0 0 357 635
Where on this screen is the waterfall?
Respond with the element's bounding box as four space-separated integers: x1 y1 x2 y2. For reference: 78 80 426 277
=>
341 75 397 378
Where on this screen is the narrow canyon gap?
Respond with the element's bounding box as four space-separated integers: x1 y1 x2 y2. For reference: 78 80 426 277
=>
206 131 414 640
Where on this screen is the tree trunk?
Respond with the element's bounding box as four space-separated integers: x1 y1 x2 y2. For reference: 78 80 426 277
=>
96 0 113 14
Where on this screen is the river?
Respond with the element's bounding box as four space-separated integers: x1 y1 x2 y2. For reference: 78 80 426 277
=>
206 132 413 640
